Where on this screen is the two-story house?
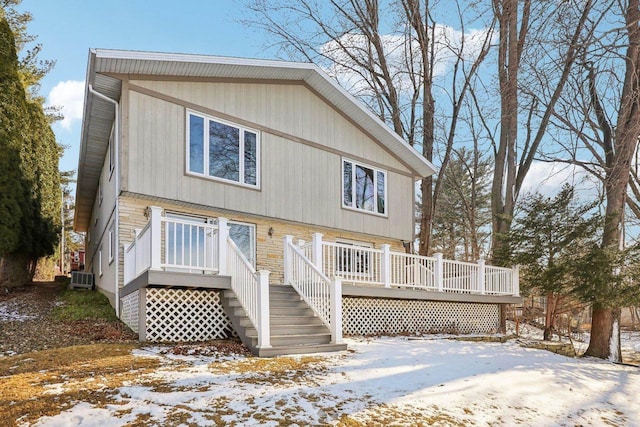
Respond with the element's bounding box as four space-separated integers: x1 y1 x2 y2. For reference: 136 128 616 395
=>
75 49 520 356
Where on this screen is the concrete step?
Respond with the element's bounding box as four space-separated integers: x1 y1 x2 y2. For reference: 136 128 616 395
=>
257 342 348 358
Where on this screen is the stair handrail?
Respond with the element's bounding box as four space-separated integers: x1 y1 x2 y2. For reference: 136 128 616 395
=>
284 236 342 344
227 237 271 348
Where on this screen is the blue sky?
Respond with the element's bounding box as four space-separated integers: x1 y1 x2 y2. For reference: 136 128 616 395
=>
16 1 581 201
19 1 271 179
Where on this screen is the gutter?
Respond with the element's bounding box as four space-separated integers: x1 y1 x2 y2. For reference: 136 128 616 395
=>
87 84 121 317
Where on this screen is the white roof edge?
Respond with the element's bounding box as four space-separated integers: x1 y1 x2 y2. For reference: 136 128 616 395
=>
93 48 318 71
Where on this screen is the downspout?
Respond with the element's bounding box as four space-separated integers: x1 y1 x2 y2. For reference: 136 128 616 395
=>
88 85 121 317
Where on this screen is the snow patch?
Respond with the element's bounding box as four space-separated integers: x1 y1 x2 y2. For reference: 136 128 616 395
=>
30 336 640 426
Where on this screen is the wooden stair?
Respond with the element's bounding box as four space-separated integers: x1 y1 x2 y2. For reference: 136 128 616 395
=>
221 284 347 357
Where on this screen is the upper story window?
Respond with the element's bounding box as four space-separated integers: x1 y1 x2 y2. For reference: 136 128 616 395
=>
187 111 259 188
108 124 115 179
342 158 387 216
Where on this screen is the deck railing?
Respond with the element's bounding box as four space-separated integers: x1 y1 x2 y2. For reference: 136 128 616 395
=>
124 219 153 284
296 233 519 296
284 236 342 344
124 206 223 284
122 206 272 347
227 237 271 349
163 217 219 273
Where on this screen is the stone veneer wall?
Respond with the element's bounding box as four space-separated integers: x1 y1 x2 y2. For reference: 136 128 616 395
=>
118 195 405 284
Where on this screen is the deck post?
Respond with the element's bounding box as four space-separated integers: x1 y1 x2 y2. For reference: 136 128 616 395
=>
331 276 343 344
381 244 391 288
311 232 323 270
218 217 229 275
478 258 486 295
284 235 293 285
149 206 162 271
434 253 444 292
514 265 520 296
256 270 272 349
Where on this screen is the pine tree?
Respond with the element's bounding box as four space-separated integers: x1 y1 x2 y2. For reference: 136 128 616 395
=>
504 185 600 340
0 14 27 258
0 7 62 285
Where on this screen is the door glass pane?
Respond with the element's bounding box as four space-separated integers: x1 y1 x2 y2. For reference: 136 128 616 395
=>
244 131 257 185
229 222 256 267
189 115 204 174
209 120 240 181
355 165 375 211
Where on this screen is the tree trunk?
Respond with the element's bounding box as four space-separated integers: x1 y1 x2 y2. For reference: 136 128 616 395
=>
491 0 521 263
585 0 640 361
586 305 621 360
543 292 555 341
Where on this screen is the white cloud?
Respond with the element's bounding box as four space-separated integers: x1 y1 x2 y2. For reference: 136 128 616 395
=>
520 161 600 200
319 25 494 99
47 80 85 130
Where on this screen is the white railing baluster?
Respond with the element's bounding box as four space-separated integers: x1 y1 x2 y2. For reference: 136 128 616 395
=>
284 235 342 343
227 237 271 349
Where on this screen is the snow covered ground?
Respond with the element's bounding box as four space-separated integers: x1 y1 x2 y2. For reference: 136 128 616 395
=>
29 336 640 426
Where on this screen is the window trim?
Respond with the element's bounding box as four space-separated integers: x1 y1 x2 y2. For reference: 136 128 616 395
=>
341 158 388 217
108 124 115 180
108 223 115 264
186 110 261 189
98 178 103 207
98 248 103 277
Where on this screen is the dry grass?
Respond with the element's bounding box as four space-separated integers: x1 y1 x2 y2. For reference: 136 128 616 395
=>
1 344 470 426
209 355 326 386
0 343 162 426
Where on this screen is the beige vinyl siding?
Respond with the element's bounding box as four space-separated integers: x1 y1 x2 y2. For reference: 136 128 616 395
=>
85 139 118 298
125 82 415 240
130 80 409 171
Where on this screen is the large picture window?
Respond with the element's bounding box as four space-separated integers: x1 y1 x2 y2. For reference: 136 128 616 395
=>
187 111 259 188
342 159 387 215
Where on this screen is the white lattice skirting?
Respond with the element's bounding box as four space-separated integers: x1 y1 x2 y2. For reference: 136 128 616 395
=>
121 290 139 334
145 288 233 342
343 297 500 335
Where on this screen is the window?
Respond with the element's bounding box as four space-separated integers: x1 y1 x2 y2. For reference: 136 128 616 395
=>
187 111 259 188
98 178 103 206
108 223 115 264
342 159 387 215
108 124 115 179
98 248 103 277
229 221 256 267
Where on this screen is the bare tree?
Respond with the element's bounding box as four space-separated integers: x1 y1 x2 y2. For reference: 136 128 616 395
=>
243 0 493 255
484 0 594 264
543 0 640 361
